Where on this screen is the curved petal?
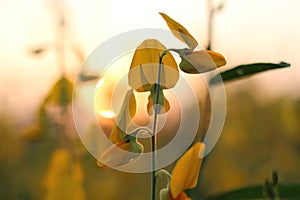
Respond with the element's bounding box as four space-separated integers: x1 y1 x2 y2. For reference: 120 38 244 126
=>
180 50 226 74
160 187 191 200
170 192 191 200
109 89 136 143
97 140 143 168
170 142 206 198
159 12 198 50
147 84 170 115
128 39 179 92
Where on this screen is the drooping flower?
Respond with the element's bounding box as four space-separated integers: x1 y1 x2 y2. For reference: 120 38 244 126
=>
128 39 178 114
159 12 226 74
97 134 143 168
128 39 179 92
97 89 143 168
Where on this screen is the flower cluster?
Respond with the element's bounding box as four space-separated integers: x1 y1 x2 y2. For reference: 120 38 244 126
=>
97 12 226 200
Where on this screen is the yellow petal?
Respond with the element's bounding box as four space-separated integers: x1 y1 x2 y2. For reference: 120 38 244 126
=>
159 12 198 50
98 139 143 168
109 89 136 142
98 142 130 167
170 192 191 200
180 50 226 74
22 124 43 141
147 85 170 115
44 149 86 200
129 91 137 119
128 39 179 92
170 142 205 198
109 124 126 143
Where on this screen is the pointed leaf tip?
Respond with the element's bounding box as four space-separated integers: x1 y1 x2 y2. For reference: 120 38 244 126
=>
210 61 291 84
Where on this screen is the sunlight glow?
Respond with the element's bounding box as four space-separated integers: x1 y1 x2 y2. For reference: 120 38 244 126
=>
96 77 105 89
98 110 115 118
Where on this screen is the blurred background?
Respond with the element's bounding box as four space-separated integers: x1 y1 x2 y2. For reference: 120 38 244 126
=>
0 0 300 199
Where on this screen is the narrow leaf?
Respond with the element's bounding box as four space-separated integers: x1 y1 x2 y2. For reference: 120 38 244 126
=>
79 73 98 81
210 62 290 84
204 184 300 200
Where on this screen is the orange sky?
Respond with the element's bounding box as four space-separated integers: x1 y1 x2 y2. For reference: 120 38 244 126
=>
0 0 300 120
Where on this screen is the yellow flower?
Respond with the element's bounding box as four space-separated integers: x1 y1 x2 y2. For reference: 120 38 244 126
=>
97 89 143 168
159 13 226 74
128 39 179 92
160 188 191 200
170 142 206 199
169 192 191 200
97 134 143 168
128 39 177 114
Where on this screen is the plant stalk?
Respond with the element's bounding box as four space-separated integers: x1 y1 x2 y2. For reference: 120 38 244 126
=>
151 53 165 200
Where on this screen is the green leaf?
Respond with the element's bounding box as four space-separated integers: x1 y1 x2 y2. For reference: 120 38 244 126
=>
210 62 290 84
203 184 300 200
79 73 98 81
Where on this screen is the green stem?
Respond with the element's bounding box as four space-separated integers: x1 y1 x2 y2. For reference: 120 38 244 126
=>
151 52 166 200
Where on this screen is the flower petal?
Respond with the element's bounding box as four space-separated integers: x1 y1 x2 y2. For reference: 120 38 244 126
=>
109 89 136 143
109 124 126 143
147 84 170 115
128 39 179 92
170 142 206 198
179 50 226 74
97 139 143 168
169 192 191 200
159 12 198 50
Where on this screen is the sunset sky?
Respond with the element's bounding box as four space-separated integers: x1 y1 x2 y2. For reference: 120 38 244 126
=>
1 0 300 121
